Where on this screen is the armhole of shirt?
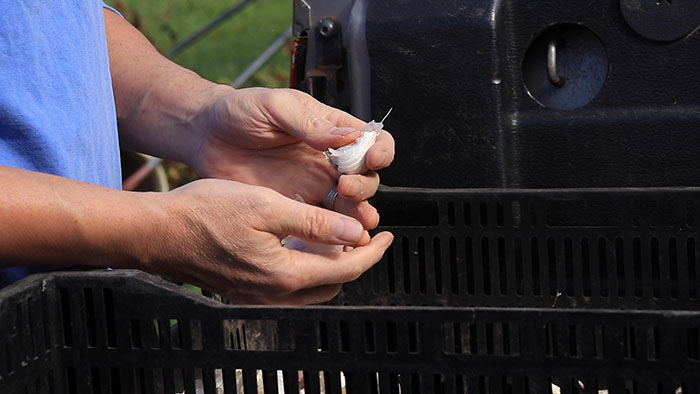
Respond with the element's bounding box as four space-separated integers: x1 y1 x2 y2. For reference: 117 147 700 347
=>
103 4 124 18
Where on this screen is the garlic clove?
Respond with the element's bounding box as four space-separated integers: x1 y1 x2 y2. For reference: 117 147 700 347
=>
325 109 392 175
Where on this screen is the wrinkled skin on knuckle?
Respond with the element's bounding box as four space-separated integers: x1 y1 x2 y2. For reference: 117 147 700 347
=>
303 212 333 241
231 88 280 133
306 115 327 133
258 186 279 205
237 186 277 229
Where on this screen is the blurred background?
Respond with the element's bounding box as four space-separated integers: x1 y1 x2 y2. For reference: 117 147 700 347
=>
105 0 292 189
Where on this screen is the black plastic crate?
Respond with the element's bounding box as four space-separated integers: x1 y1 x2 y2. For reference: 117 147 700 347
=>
335 187 700 309
3 187 700 394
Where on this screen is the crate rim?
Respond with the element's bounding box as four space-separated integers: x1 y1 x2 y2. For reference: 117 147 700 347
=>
4 270 700 319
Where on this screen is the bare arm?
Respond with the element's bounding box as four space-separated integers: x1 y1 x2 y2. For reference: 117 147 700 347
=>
0 164 156 268
103 9 221 165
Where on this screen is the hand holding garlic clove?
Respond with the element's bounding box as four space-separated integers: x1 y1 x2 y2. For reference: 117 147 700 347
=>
325 108 393 175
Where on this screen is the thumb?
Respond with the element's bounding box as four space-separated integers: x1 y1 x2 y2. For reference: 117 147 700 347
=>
267 91 359 150
267 197 370 245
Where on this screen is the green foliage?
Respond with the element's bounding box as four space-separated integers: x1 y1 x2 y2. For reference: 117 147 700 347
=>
106 0 291 88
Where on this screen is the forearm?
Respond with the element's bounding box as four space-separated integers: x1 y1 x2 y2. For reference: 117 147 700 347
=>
104 9 230 165
0 165 163 269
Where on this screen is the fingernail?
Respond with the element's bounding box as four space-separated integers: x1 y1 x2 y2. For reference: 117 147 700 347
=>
335 217 364 242
330 126 356 136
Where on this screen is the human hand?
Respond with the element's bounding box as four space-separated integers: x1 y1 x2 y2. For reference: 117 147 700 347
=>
143 178 394 304
191 87 395 230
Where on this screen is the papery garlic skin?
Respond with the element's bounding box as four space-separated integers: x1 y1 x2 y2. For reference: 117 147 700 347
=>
325 108 392 175
325 120 383 175
281 235 344 253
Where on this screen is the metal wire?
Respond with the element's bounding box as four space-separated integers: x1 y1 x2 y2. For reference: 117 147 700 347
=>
166 0 256 59
232 25 293 88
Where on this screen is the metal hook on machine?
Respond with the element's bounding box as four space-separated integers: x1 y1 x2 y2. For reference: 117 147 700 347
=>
547 40 565 88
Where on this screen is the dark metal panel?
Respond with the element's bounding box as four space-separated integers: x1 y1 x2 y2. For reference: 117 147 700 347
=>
364 0 700 188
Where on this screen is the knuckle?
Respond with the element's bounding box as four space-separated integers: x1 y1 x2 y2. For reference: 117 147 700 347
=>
249 188 277 218
255 187 277 206
353 179 367 199
303 212 332 240
341 175 378 201
263 89 287 108
339 176 358 198
242 189 284 231
338 175 353 191
306 115 328 133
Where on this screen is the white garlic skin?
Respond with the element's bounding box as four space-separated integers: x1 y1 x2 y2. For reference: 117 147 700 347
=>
325 120 384 175
281 235 343 254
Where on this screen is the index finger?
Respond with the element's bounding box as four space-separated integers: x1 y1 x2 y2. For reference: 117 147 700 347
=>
287 89 367 130
323 108 367 130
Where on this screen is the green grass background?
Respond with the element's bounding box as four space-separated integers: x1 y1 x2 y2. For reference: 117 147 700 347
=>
107 0 293 186
107 0 292 87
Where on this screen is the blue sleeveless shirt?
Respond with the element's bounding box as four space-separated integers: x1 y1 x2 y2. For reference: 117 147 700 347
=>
0 1 121 287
